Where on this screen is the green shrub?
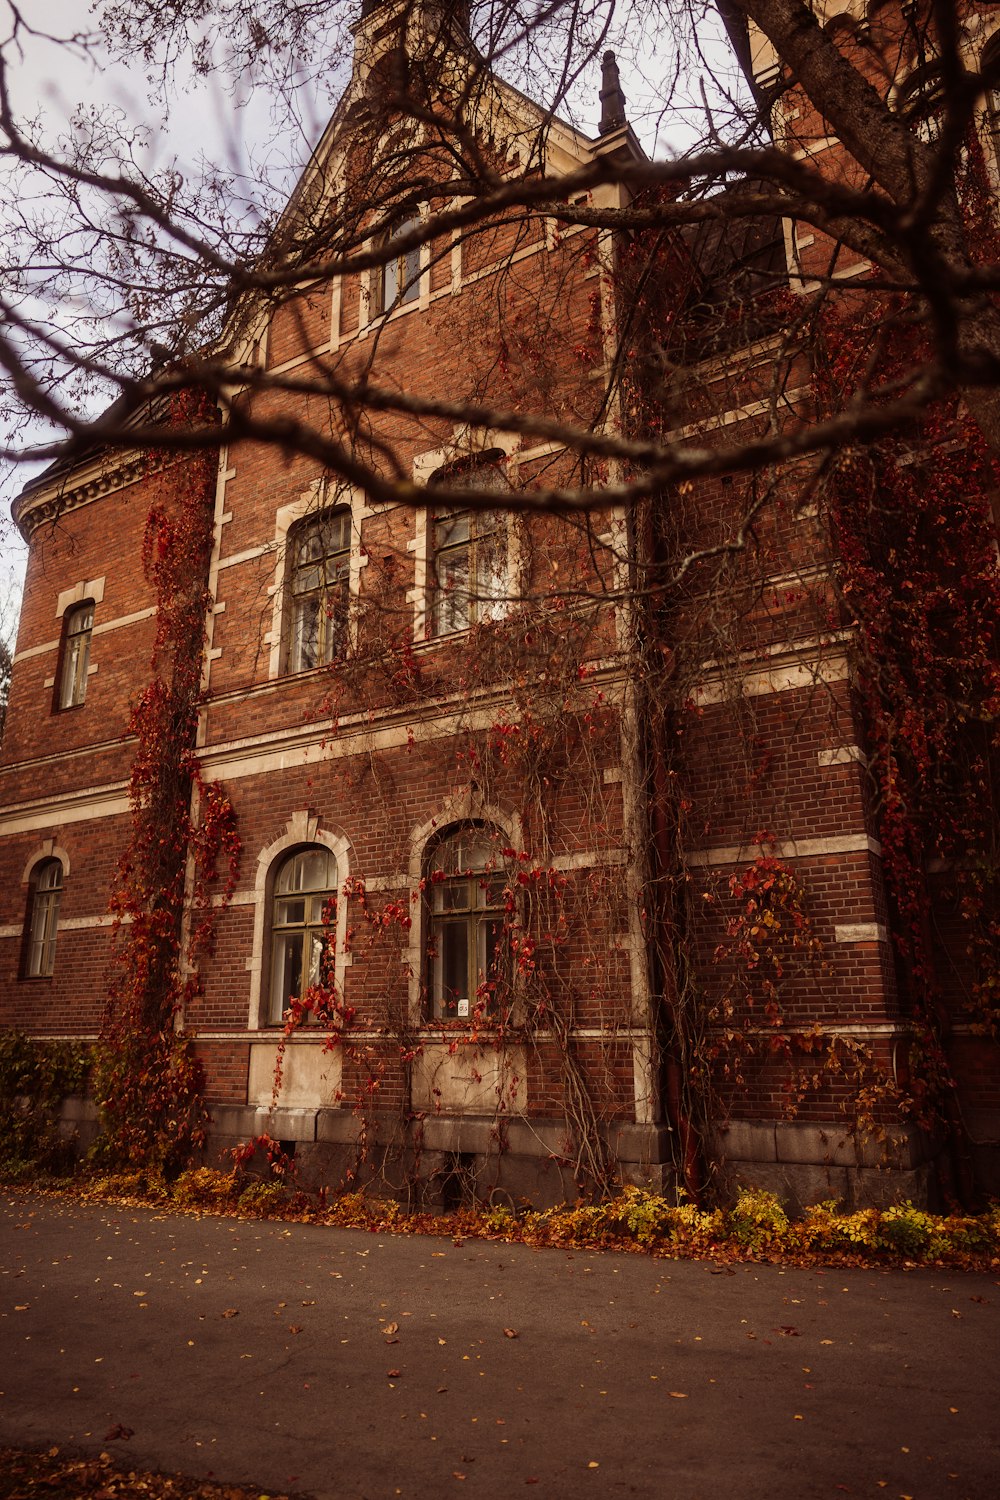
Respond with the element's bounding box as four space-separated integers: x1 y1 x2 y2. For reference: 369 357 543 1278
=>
172 1166 239 1208
236 1179 290 1216
877 1202 935 1258
726 1188 789 1251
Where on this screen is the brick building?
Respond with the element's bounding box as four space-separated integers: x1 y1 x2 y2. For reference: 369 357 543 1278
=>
1 0 998 1206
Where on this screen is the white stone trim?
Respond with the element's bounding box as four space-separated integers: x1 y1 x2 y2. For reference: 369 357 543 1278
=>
834 922 887 944
693 653 849 704
55 576 105 619
818 745 867 767
0 790 128 837
22 841 71 884
686 833 882 867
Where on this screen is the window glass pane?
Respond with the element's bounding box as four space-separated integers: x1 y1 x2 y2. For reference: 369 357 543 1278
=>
289 512 350 671
271 932 303 1021
401 242 421 303
427 829 506 1018
434 545 470 634
431 832 494 876
269 847 337 1022
434 918 469 1016
477 523 508 617
275 896 307 926
60 605 94 708
435 512 471 548
382 257 399 310
293 596 320 672
27 862 62 977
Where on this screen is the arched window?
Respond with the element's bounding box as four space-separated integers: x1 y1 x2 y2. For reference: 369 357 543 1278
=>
24 859 63 977
286 510 351 672
431 459 509 635
59 602 94 708
374 215 421 314
897 64 946 144
268 846 338 1023
426 827 506 1020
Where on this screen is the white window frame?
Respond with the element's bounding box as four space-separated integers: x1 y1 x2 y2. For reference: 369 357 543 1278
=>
24 858 63 977
247 813 352 1030
264 478 369 679
409 428 521 640
59 602 95 709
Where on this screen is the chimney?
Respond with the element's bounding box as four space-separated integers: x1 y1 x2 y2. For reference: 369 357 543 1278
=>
599 50 627 135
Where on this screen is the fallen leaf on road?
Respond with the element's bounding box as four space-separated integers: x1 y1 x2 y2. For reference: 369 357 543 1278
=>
668 1392 688 1400
587 1461 599 1468
221 1308 239 1319
384 1322 399 1336
503 1328 518 1339
387 1369 401 1378
776 1326 799 1337
103 1425 134 1441
288 1325 303 1335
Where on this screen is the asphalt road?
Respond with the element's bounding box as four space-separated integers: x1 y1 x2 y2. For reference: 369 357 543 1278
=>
1 1190 997 1499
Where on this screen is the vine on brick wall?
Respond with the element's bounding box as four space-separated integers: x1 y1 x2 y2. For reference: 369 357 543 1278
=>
96 390 241 1175
815 187 1000 1199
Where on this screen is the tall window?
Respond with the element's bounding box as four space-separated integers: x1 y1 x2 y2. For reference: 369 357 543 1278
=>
287 510 351 672
898 65 946 143
374 215 421 314
25 859 63 977
59 602 94 708
426 827 506 1020
432 462 508 635
268 847 338 1023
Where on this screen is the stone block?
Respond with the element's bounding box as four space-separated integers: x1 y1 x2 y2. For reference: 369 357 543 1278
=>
420 1115 495 1155
253 1106 317 1142
411 1044 526 1114
247 1042 341 1109
774 1121 859 1167
712 1119 777 1163
609 1122 673 1166
315 1109 362 1145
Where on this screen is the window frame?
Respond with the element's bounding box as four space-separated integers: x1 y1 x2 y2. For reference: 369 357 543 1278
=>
430 459 510 636
425 826 508 1022
58 601 95 710
373 214 422 316
267 845 339 1026
285 508 352 674
896 64 947 144
23 858 63 978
